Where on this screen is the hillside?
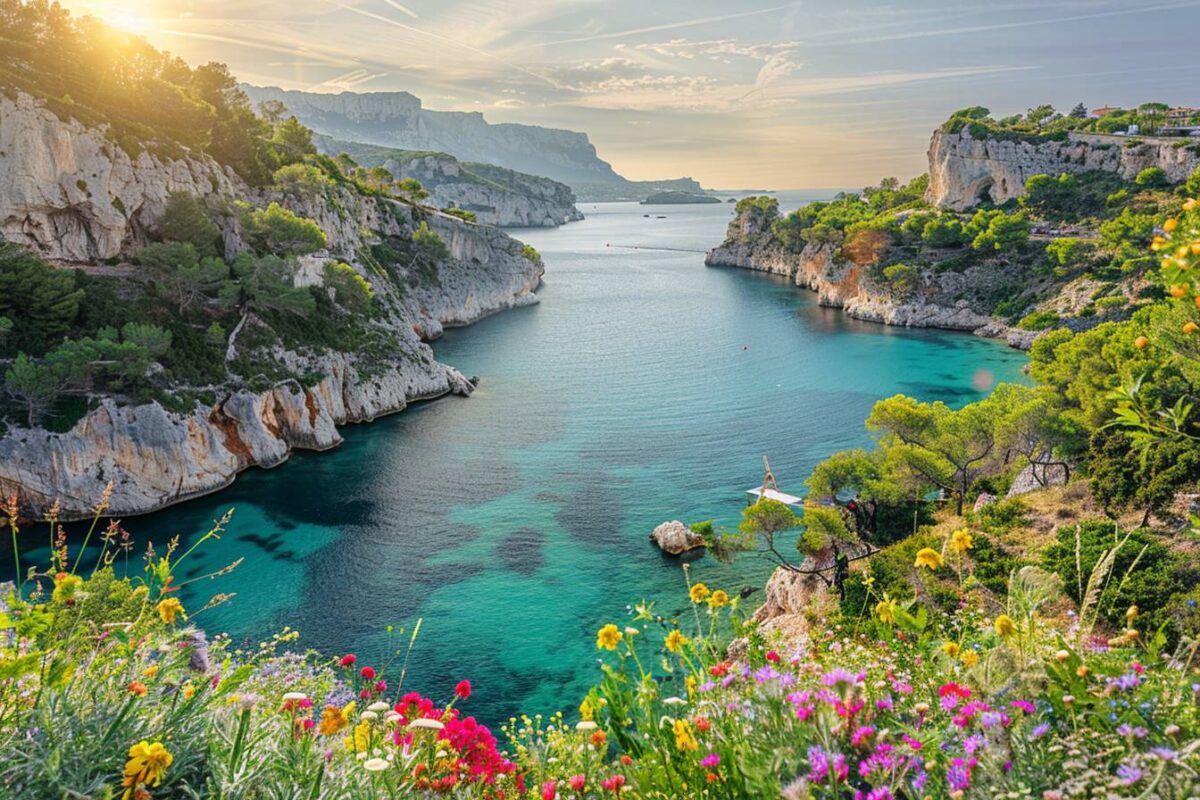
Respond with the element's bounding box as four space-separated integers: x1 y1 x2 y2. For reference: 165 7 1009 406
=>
313 135 583 228
708 106 1196 347
242 85 708 201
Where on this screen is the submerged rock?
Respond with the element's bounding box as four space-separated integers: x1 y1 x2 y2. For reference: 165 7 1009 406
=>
649 520 706 555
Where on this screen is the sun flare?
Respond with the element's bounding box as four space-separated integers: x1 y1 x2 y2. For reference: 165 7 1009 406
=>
107 10 151 34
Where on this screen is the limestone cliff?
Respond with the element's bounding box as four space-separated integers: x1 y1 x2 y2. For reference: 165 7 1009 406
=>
315 135 583 228
928 128 1200 210
0 92 542 519
705 203 1005 334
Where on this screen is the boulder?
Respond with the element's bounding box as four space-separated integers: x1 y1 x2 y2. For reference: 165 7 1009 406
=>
973 492 998 513
649 520 705 555
1006 462 1070 497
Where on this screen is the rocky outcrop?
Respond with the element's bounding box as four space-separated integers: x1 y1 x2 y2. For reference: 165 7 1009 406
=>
315 136 583 228
0 92 242 262
0 92 543 520
649 520 706 555
928 128 1200 210
706 203 1003 333
749 567 837 651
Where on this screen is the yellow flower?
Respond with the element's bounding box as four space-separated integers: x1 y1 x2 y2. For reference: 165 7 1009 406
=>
994 614 1017 638
122 741 173 799
673 719 698 751
874 596 898 625
580 698 594 722
157 597 185 625
1126 605 1139 624
1184 198 1198 212
707 589 730 608
596 623 622 651
940 641 960 658
960 651 979 668
182 682 195 701
689 582 710 604
344 721 370 753
914 548 944 570
664 630 690 654
51 573 83 604
1164 217 1179 232
142 664 159 679
318 704 350 736
949 528 973 555
686 675 698 697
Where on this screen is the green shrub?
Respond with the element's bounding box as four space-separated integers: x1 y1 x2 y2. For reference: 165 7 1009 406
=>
1017 310 1059 330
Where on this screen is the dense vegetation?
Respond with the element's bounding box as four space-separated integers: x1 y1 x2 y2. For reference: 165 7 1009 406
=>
942 102 1199 141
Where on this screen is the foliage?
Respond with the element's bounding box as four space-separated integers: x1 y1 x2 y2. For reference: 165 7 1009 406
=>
412 222 450 263
0 244 84 355
242 203 327 257
156 192 223 258
322 262 375 314
1135 166 1169 188
441 207 477 223
1017 310 1059 331
970 212 1031 253
137 241 230 315
881 263 921 297
273 162 335 198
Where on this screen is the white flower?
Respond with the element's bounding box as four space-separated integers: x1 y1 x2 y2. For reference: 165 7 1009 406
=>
282 692 308 702
367 701 390 712
360 711 379 721
663 696 687 706
624 627 640 636
385 711 402 723
409 718 445 731
575 720 598 731
364 758 389 772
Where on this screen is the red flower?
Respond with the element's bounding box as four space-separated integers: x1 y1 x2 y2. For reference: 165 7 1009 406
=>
360 666 376 680
455 680 472 699
601 775 626 793
569 774 586 791
541 779 557 800
620 754 632 766
375 680 388 693
766 651 781 664
339 654 356 667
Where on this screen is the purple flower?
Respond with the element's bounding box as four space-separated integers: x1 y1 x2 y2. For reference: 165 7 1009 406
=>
1117 763 1142 785
947 757 973 791
821 668 860 688
1031 723 1051 739
1009 699 1035 714
700 753 720 768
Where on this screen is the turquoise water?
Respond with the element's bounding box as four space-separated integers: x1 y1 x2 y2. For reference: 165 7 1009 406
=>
12 195 1028 725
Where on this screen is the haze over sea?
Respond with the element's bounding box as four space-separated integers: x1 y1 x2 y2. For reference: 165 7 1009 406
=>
72 193 1027 724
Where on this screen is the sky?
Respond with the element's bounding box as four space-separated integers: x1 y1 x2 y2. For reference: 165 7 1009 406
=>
60 0 1200 188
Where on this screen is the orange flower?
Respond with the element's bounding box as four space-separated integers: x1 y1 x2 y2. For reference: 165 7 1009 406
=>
590 730 607 748
127 681 148 697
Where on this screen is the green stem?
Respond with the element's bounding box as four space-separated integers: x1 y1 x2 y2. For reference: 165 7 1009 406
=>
229 707 252 771
70 510 103 574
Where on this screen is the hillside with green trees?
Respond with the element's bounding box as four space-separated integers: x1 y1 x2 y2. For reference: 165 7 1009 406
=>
0 1 543 517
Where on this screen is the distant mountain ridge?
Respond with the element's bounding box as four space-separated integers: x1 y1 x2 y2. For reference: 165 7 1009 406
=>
314 135 583 228
242 85 706 201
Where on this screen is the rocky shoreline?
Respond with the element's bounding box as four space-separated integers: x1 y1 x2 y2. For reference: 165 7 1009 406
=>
0 91 544 520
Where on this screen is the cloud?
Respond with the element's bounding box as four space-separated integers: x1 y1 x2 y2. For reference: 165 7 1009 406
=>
540 3 801 46
308 68 391 91
633 38 801 62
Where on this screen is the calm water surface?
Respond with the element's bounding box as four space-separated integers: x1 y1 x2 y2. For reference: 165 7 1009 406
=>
20 194 1030 724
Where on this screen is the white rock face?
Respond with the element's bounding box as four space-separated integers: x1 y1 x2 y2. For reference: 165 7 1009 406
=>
0 93 242 261
748 567 837 652
706 205 1003 334
0 93 543 519
928 129 1200 210
649 520 706 555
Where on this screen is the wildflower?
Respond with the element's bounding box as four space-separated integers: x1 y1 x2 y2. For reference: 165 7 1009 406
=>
949 528 973 554
408 718 445 732
993 614 1017 638
51 573 84 605
664 630 689 654
1164 218 1179 232
579 698 594 721
127 681 148 697
339 654 356 667
708 589 730 608
591 730 607 748
689 582 710 604
569 774 586 791
601 774 626 793
875 596 898 624
542 779 558 800
701 752 720 767
673 719 699 751
364 758 389 772
360 666 376 680
914 548 943 570
941 641 960 658
318 705 350 736
575 720 598 732
596 624 622 651
960 651 979 668
121 741 172 799
143 664 159 679
182 682 195 701
455 680 472 700
1117 763 1142 785
1135 335 1150 350
156 597 185 624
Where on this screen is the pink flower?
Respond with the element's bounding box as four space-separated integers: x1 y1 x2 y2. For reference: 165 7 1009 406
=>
569 774 586 791
700 753 720 768
339 654 356 667
541 779 557 800
601 775 626 793
850 726 875 747
456 680 472 700
360 666 376 680
375 680 387 693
